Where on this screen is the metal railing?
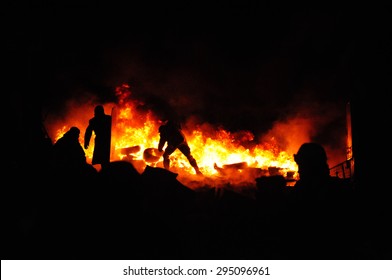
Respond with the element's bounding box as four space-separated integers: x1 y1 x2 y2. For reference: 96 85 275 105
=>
329 158 353 179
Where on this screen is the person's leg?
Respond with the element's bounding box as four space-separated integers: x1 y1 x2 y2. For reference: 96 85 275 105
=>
179 144 202 175
163 145 176 170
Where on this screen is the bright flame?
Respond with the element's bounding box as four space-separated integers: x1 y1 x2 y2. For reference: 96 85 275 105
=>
48 83 299 189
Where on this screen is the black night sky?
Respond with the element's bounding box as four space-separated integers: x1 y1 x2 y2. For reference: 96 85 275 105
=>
32 4 353 121
18 8 353 102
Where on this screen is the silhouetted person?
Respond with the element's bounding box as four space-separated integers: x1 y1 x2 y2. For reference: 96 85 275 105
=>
288 142 356 258
158 120 202 175
293 142 353 193
53 126 88 172
84 105 112 169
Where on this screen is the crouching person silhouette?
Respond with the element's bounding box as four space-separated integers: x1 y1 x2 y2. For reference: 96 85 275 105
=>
158 120 202 175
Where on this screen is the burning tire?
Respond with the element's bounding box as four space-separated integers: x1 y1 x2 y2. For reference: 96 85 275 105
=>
143 148 163 163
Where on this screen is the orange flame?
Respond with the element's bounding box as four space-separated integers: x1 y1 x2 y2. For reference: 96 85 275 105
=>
49 83 299 189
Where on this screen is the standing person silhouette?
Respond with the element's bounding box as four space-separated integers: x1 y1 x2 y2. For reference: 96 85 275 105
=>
158 119 202 175
84 105 112 170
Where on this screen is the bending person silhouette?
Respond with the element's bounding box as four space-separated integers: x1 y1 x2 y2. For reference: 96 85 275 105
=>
84 105 112 169
158 120 202 175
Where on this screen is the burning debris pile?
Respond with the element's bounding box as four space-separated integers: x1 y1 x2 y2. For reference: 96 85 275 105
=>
46 83 310 189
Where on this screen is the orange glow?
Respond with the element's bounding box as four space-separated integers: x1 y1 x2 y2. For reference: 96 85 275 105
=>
48 83 300 189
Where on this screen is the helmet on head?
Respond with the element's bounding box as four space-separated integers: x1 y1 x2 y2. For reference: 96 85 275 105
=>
294 142 327 166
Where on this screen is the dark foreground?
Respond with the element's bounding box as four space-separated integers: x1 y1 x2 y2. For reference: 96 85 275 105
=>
3 161 391 260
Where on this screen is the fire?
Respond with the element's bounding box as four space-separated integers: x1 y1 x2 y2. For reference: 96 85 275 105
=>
49 83 299 189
